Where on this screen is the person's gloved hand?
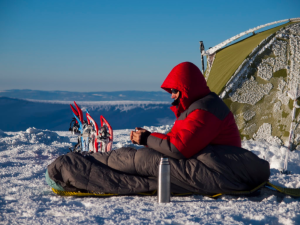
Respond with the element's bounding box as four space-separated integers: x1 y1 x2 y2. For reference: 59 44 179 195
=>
130 127 151 145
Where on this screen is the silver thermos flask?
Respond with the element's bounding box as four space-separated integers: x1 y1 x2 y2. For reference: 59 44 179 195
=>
158 157 170 203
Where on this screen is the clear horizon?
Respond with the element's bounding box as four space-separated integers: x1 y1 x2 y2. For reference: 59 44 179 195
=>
0 0 299 92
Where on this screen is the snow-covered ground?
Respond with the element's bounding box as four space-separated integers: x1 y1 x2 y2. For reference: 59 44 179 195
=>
1 126 300 224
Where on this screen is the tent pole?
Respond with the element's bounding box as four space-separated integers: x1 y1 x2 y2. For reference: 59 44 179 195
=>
199 41 205 73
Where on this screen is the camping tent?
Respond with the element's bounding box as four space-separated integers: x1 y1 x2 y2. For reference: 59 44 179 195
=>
202 18 300 149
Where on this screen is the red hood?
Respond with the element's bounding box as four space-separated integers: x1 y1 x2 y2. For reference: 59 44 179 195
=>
161 62 211 118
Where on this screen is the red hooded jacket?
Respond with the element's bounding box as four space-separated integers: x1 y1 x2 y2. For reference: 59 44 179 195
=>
146 62 241 159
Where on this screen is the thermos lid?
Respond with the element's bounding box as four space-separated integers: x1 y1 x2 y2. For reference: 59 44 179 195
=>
160 157 169 164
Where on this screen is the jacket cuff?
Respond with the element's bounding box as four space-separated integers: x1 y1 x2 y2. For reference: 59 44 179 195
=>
140 131 151 146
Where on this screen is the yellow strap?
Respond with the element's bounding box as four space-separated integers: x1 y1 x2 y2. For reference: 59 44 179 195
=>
136 190 157 196
52 188 118 197
52 188 157 197
205 181 268 198
267 182 300 197
51 182 267 197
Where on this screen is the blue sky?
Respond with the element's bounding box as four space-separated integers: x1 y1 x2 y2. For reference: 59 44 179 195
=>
0 0 299 92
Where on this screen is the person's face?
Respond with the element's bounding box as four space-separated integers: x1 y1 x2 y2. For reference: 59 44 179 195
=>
171 89 180 100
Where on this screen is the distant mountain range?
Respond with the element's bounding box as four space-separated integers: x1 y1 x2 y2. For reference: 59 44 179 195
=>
0 97 175 131
0 89 172 102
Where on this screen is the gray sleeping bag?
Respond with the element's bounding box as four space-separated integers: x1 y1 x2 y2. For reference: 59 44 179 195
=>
47 145 270 195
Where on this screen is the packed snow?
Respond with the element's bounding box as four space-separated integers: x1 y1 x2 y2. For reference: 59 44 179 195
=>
1 125 300 224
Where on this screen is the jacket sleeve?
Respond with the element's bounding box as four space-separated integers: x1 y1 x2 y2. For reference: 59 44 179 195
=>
147 109 222 158
146 132 186 159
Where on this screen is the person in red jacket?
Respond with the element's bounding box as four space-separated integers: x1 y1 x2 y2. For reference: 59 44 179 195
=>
131 61 241 159
46 62 269 195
